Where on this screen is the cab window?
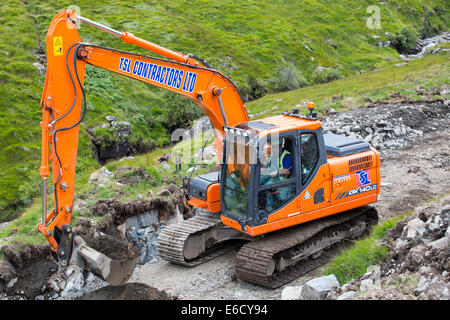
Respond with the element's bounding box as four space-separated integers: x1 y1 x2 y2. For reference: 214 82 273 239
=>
300 133 319 185
259 137 294 186
258 136 296 214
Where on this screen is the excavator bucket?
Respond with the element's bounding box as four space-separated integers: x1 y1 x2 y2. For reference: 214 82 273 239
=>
70 235 139 286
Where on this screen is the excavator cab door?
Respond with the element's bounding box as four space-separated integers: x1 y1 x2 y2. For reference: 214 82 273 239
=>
248 128 329 227
255 133 299 219
296 129 330 213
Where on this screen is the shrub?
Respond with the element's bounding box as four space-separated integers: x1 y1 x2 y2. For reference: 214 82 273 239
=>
389 27 419 54
268 62 308 92
162 91 204 132
311 68 342 84
92 126 118 147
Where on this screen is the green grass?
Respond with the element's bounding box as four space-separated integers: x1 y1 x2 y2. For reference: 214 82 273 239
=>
323 211 415 285
0 0 449 222
246 51 450 117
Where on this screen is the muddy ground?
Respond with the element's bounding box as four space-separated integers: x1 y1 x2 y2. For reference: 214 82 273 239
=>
1 97 449 300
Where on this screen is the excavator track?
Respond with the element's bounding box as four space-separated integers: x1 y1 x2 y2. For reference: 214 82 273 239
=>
157 210 244 267
235 206 378 288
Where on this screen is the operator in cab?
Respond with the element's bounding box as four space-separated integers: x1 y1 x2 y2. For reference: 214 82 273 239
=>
260 138 293 185
259 138 295 212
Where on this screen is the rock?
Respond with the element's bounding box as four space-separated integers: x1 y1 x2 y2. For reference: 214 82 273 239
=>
106 115 117 123
58 279 66 291
366 265 381 281
419 278 450 300
158 153 170 163
305 274 340 299
48 279 60 292
147 190 154 198
364 134 373 143
32 62 46 76
341 282 359 292
407 244 427 266
137 211 158 228
281 286 302 300
406 218 426 238
126 226 138 242
327 108 337 115
428 237 448 251
414 276 430 296
6 277 17 289
61 266 84 297
418 266 434 276
157 189 171 197
89 167 114 185
325 39 338 49
380 182 392 188
85 272 95 285
281 284 321 300
185 116 212 139
359 279 374 292
337 291 357 300
300 285 322 300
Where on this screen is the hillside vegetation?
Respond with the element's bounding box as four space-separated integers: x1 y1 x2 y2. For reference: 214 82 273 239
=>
0 0 448 221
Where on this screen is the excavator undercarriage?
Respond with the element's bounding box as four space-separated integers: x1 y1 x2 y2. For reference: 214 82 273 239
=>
158 210 251 267
157 206 378 288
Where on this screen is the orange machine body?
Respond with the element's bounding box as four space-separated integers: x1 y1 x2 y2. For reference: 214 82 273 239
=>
219 115 380 236
38 10 380 253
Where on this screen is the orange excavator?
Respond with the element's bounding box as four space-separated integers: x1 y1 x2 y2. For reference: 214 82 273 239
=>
39 10 380 288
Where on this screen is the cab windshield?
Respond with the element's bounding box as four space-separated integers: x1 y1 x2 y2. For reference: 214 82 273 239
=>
223 133 255 218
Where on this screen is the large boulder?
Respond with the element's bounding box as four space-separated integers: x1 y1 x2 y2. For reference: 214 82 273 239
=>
304 274 340 299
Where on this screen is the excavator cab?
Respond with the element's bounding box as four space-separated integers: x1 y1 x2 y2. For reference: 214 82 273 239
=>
220 121 304 230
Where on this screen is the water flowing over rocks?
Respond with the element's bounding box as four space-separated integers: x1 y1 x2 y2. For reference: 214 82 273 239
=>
400 32 450 61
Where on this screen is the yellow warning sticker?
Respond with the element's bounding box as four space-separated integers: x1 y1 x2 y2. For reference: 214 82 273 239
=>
53 36 63 56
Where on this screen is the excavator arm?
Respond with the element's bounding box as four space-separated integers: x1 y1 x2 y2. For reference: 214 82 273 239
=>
38 10 248 282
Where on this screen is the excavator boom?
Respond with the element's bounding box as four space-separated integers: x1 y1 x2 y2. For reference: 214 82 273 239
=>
38 10 247 285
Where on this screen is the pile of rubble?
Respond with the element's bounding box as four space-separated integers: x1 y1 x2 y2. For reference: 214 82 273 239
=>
322 96 449 151
281 196 450 300
0 181 191 300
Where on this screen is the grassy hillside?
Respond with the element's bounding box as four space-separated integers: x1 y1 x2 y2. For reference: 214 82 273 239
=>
246 51 450 117
0 0 448 221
